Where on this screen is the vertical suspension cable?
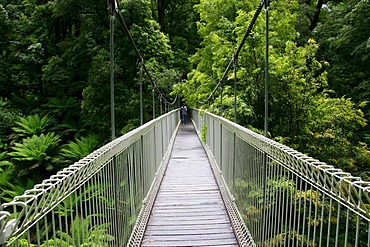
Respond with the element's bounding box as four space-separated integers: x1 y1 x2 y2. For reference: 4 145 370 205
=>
110 1 116 140
262 0 269 245
220 83 223 117
264 0 269 137
160 98 163 115
139 60 144 125
233 55 238 123
152 88 155 119
212 94 215 113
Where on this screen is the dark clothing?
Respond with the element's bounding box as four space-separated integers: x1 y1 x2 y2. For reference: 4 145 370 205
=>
180 106 187 124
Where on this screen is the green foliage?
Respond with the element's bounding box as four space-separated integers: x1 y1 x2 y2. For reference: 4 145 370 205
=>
8 238 36 247
121 119 140 135
0 150 12 173
299 97 370 175
40 215 114 247
81 49 112 139
201 122 207 143
0 99 21 135
41 97 80 120
12 114 52 139
178 0 370 178
0 169 34 203
61 135 99 162
269 39 328 137
9 133 62 179
315 0 370 139
60 118 89 140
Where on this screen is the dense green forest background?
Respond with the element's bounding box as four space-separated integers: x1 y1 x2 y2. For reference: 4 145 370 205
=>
0 0 369 203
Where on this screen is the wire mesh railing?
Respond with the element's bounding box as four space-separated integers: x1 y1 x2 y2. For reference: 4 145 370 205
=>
0 110 180 247
192 109 370 247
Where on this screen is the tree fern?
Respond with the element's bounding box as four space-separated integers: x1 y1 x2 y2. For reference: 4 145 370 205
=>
0 169 35 202
61 135 99 162
0 150 13 172
9 133 62 176
40 215 114 247
60 119 89 139
12 114 52 139
42 97 80 120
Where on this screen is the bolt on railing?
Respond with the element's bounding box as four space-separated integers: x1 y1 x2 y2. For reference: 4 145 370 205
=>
192 109 370 247
0 110 180 247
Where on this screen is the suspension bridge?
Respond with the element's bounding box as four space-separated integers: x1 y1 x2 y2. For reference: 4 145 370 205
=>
1 110 370 246
1 0 370 246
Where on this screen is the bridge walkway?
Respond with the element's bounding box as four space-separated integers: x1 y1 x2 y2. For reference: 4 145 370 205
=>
141 122 238 246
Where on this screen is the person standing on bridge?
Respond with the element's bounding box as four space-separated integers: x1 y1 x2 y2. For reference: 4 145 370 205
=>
180 103 187 125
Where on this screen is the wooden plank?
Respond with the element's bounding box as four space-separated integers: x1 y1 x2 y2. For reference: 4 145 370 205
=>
145 228 234 235
141 238 238 247
141 123 238 246
143 233 236 241
146 218 232 226
145 223 232 231
152 204 225 210
151 210 227 217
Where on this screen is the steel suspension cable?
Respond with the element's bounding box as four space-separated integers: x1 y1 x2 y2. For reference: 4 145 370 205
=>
139 61 144 125
152 88 155 119
199 0 266 105
109 0 178 110
262 1 270 245
109 0 116 140
233 55 237 123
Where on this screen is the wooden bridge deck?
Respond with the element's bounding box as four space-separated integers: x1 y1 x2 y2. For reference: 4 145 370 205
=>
141 123 238 246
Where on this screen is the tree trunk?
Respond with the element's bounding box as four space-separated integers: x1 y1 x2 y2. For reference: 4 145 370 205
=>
309 0 325 31
157 0 165 32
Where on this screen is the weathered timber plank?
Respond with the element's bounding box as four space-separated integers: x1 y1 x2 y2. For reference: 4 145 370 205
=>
144 228 234 235
144 223 232 231
141 238 238 246
143 233 236 241
150 210 227 217
146 218 232 226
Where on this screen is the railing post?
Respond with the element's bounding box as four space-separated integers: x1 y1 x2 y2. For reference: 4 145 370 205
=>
232 132 236 196
112 155 121 246
141 134 145 199
219 122 223 172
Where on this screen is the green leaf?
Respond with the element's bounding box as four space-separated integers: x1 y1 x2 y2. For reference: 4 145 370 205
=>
61 135 99 162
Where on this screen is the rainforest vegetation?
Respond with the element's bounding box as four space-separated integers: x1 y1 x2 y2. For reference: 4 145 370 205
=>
0 0 369 205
